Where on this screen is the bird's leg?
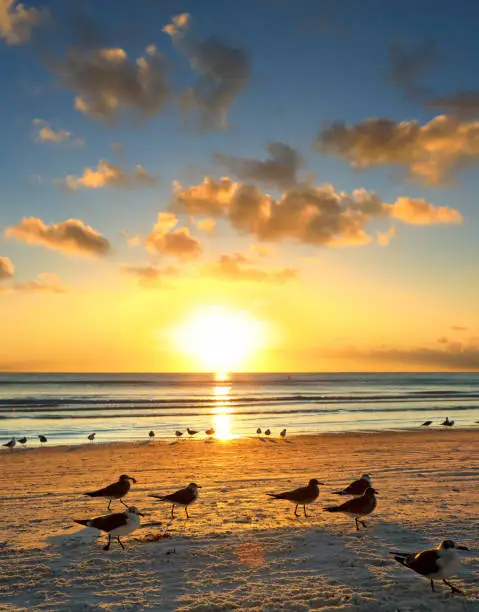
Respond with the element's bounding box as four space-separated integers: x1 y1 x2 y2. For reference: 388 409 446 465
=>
117 537 125 550
104 535 111 551
107 499 112 512
119 498 129 509
294 504 299 517
360 520 367 528
185 506 189 519
303 505 308 517
171 504 175 519
430 579 435 592
355 517 360 531
442 579 464 595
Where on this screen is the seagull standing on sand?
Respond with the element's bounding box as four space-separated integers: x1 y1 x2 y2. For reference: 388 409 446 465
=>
18 436 27 445
442 417 454 427
256 428 262 436
84 474 137 511
280 428 287 439
390 540 469 594
2 438 16 450
87 433 96 443
267 478 324 517
149 430 155 439
323 486 378 530
264 429 271 437
175 430 183 438
187 427 198 437
38 435 47 445
149 482 201 519
205 427 215 437
74 506 144 551
421 421 433 427
332 474 372 496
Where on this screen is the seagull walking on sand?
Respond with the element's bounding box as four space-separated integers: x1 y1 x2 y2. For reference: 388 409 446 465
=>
421 421 433 427
256 428 262 436
87 433 96 443
175 430 183 438
187 427 198 437
280 428 287 439
332 474 372 496
442 417 454 427
3 438 16 451
390 540 469 594
84 474 137 511
264 429 271 437
74 506 144 551
18 436 27 445
148 430 155 439
149 482 201 519
267 478 324 517
324 486 378 530
38 435 47 445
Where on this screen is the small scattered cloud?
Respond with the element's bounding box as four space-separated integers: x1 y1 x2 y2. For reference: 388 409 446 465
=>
377 226 396 246
0 256 14 281
145 212 202 260
172 177 462 247
121 264 178 288
250 244 271 257
12 272 68 294
55 45 171 122
4 217 110 257
195 218 215 233
58 160 156 191
214 142 304 190
316 115 479 185
32 119 84 145
209 252 298 283
0 0 47 45
451 325 467 332
164 12 250 129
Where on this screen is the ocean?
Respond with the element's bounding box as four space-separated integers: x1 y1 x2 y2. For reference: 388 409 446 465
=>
1 372 478 446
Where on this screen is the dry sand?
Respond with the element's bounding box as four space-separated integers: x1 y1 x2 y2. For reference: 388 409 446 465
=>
1 429 478 611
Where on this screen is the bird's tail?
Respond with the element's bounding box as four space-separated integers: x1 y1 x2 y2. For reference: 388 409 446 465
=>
74 519 90 527
392 555 409 567
266 493 284 500
83 491 99 497
148 494 166 501
323 505 340 512
331 491 346 496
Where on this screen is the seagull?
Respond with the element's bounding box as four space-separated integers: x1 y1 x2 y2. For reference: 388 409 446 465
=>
442 417 454 427
18 437 27 445
264 429 271 437
148 430 155 439
205 427 215 437
187 427 198 437
149 482 201 519
2 438 16 451
38 435 47 445
323 486 378 530
74 506 144 551
267 478 324 517
421 421 433 427
332 474 372 496
390 540 469 594
280 428 287 439
87 433 96 443
84 474 137 511
175 431 183 438
256 428 262 435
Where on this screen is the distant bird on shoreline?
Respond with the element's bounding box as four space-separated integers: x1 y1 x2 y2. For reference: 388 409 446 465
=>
442 417 454 427
18 437 27 445
324 486 378 530
74 506 144 551
256 428 262 435
264 429 271 437
421 421 433 427
88 433 96 443
148 430 155 440
280 428 287 439
38 435 47 445
333 474 371 496
390 540 469 594
3 438 15 450
175 431 183 438
84 474 137 511
205 427 215 437
187 427 198 437
267 478 324 517
149 482 201 519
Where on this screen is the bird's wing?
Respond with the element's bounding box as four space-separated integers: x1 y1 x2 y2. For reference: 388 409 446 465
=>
401 550 440 576
154 487 195 504
331 495 368 512
89 512 129 532
342 478 368 495
268 484 309 502
85 481 128 498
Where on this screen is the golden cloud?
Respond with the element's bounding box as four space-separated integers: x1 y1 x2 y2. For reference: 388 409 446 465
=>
13 272 68 293
209 252 298 283
59 159 156 191
121 264 178 288
32 118 84 145
0 0 46 45
0 256 14 280
145 213 202 260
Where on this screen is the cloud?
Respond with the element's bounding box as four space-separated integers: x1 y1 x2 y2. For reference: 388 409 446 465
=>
195 218 215 233
32 118 84 145
59 159 157 191
172 178 462 247
164 12 250 129
0 256 14 280
451 325 467 332
426 92 479 120
0 0 46 45
12 272 68 293
250 244 271 257
55 45 171 122
213 142 304 189
316 115 479 184
377 226 396 246
145 212 202 260
209 252 297 283
4 217 110 257
121 264 178 288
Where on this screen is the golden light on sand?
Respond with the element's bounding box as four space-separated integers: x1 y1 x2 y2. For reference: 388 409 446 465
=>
173 306 264 372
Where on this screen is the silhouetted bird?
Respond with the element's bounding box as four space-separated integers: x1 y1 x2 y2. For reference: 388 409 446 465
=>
333 474 371 496
280 428 287 439
3 438 15 450
149 430 155 439
267 478 324 517
18 437 27 445
442 417 454 427
88 433 96 443
74 506 144 551
84 474 137 511
149 483 201 519
187 427 198 436
264 429 271 436
38 435 47 445
390 540 469 594
256 428 262 435
324 486 378 530
421 421 433 427
205 427 215 436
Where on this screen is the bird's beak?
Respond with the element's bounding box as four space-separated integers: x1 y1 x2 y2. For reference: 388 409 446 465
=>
137 512 145 517
457 545 469 551
318 482 325 485
129 477 137 483
197 485 202 488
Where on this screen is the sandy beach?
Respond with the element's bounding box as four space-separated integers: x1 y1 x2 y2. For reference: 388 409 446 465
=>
1 429 478 611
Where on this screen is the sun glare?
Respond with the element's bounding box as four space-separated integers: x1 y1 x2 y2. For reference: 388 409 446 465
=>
173 306 264 372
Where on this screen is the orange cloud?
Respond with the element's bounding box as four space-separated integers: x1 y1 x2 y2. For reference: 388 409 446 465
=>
145 213 202 260
32 118 83 145
209 252 297 283
0 0 46 45
316 115 479 185
377 226 396 246
195 218 215 233
0 256 14 280
386 197 463 225
13 272 68 293
60 160 156 191
4 217 110 257
121 264 178 288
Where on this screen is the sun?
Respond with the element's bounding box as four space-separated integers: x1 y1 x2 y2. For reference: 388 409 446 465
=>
173 306 264 372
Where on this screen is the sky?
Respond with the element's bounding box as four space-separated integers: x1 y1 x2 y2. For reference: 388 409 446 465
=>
1 0 479 372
